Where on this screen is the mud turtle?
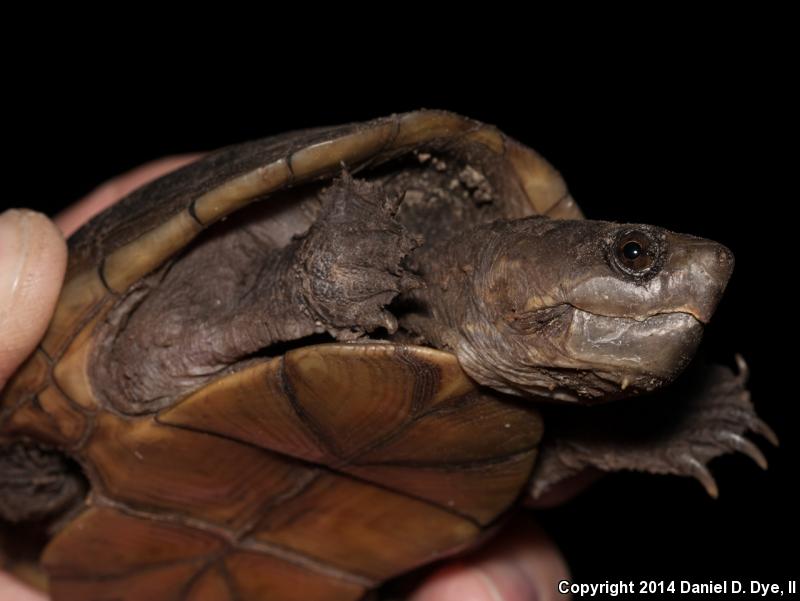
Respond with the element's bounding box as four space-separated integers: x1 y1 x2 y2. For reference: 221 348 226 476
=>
0 111 776 600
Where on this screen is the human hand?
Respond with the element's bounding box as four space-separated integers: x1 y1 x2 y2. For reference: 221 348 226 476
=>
0 156 574 601
0 208 65 600
0 156 195 600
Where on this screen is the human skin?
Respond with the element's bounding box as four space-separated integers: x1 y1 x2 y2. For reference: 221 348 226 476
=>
0 157 572 601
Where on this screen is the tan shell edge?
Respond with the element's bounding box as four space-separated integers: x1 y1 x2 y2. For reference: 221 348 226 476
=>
31 110 581 369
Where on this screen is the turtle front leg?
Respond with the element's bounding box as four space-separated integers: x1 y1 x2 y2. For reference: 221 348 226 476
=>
93 173 421 412
294 172 422 341
528 357 778 500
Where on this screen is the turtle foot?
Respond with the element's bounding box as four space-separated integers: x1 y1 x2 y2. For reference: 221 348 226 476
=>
297 172 422 340
653 355 777 498
529 356 777 500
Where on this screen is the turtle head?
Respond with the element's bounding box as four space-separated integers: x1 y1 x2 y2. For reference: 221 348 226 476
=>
452 217 734 402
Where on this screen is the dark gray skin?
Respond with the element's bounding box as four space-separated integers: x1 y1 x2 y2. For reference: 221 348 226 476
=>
402 216 733 403
96 175 730 410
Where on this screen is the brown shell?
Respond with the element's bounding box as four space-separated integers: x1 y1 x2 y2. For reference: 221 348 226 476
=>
41 344 542 600
0 110 576 600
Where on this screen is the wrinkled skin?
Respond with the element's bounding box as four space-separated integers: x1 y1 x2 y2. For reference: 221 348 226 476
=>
95 176 733 413
402 216 733 403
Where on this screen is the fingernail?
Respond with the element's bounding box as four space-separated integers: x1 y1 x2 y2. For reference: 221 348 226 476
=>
0 209 32 310
478 561 541 601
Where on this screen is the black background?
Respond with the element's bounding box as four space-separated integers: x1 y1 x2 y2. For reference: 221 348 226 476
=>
3 40 795 589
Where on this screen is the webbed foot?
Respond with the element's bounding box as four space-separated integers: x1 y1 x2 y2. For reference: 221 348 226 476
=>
529 356 777 499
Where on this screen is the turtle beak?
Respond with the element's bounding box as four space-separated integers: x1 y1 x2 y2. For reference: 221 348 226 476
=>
663 234 734 324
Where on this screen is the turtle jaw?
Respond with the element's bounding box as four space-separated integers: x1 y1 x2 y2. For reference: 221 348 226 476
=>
455 305 705 404
561 307 705 398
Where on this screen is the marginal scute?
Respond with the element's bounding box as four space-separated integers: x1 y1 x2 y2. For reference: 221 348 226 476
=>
505 138 569 215
40 269 109 358
49 562 200 601
1 356 85 448
2 399 69 447
289 120 397 179
43 506 223 576
546 193 584 219
249 472 478 580
0 350 49 414
462 125 507 155
391 111 477 150
103 210 203 293
36 387 86 446
224 551 365 601
86 413 314 530
53 300 115 411
192 158 292 225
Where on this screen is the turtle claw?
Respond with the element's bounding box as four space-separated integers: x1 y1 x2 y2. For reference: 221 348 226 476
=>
734 353 749 383
682 456 719 499
529 358 775 501
665 358 775 492
380 310 399 335
716 404 779 448
729 354 778 446
752 417 780 447
715 432 768 470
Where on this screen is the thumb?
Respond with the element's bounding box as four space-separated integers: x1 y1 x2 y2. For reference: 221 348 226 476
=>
410 516 570 601
0 209 67 390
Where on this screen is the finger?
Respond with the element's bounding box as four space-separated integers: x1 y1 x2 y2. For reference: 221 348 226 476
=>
410 515 569 601
0 572 47 601
55 155 201 236
0 210 67 390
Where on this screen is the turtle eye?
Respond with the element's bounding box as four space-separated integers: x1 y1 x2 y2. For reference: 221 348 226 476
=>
614 230 656 274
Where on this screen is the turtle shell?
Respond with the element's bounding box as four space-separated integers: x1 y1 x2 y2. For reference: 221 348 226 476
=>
0 110 581 600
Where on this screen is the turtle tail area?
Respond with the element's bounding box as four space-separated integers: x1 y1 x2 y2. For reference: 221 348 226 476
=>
0 441 87 591
527 356 778 501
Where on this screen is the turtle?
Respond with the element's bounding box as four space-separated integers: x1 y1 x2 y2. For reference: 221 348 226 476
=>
0 110 777 601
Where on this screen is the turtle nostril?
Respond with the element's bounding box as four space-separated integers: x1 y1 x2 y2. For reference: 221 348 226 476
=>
706 243 735 289
689 243 735 323
718 245 735 277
